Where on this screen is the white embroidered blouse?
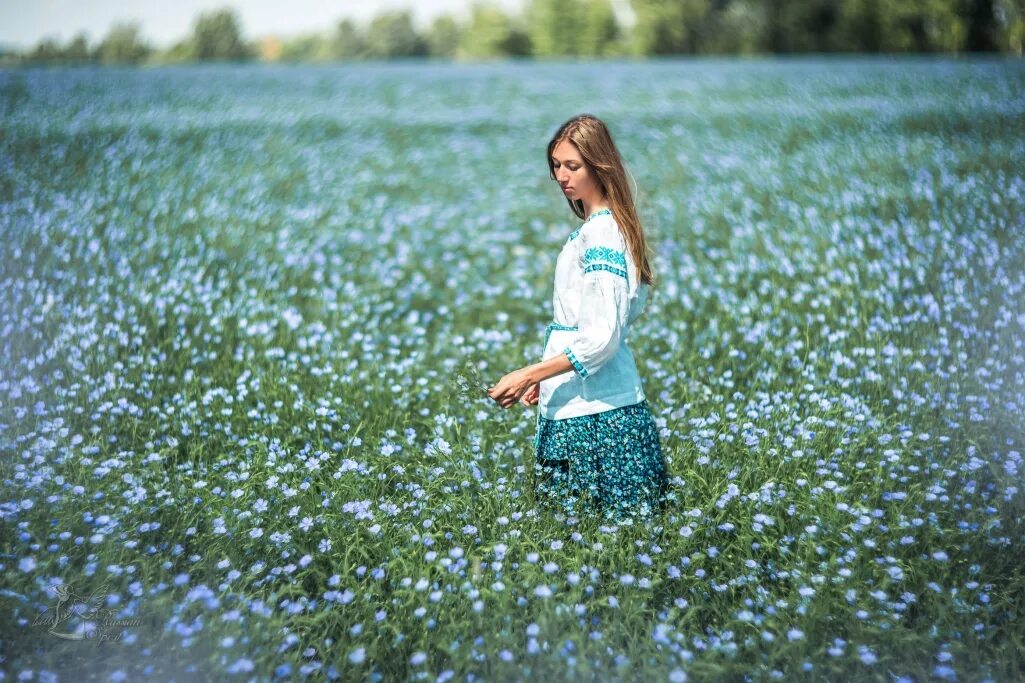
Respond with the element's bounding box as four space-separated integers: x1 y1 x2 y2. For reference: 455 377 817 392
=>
535 207 649 442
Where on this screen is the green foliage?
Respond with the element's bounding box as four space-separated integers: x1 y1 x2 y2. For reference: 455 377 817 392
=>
827 0 965 53
1005 0 1025 54
631 0 710 54
459 2 530 59
190 7 255 61
24 37 64 63
525 0 619 57
525 0 583 57
327 19 371 60
580 0 622 56
16 30 100 65
279 33 329 63
63 32 92 62
158 39 198 64
10 0 1025 65
697 0 766 55
97 21 153 64
427 15 464 59
364 10 428 59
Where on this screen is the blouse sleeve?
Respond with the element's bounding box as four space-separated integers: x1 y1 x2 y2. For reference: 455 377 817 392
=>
562 220 631 378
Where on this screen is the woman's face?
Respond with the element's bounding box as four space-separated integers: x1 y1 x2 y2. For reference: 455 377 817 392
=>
551 139 601 204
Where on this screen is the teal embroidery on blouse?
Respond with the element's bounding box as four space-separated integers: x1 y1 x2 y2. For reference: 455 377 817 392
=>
568 229 581 241
584 262 627 279
583 245 628 279
584 245 627 267
563 347 588 378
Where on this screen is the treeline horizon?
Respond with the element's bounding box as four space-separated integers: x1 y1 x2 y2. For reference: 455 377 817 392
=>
4 0 1023 67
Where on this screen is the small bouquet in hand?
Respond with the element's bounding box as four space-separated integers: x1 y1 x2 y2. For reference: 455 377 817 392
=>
454 358 492 403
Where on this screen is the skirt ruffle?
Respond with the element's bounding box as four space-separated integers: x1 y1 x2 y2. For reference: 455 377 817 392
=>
532 399 670 522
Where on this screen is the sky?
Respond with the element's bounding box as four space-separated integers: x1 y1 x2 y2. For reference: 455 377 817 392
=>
0 0 609 51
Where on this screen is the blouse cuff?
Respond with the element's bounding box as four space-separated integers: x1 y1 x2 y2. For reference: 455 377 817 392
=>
563 346 589 378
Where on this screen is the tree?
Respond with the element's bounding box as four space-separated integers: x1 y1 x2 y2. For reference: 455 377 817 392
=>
427 14 463 58
837 0 885 51
760 0 816 52
159 38 197 63
791 0 843 51
630 0 710 54
997 0 1025 53
327 19 370 60
698 0 766 54
503 25 533 56
22 33 97 64
364 10 428 58
279 33 327 62
26 37 63 63
807 0 965 53
64 32 93 62
963 0 999 50
459 2 527 58
526 0 619 57
191 7 254 61
526 0 585 56
97 21 152 64
580 0 621 56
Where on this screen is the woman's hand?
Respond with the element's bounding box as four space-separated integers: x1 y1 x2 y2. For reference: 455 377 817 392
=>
488 368 537 409
520 382 540 407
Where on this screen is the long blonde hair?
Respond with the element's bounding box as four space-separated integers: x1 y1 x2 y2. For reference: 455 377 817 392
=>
547 114 656 288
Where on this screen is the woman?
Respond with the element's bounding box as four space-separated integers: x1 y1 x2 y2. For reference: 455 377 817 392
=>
487 114 670 523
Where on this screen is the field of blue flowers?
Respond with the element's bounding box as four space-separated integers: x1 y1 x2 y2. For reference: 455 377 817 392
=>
1 57 1024 682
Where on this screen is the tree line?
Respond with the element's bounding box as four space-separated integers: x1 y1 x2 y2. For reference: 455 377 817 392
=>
4 0 1023 67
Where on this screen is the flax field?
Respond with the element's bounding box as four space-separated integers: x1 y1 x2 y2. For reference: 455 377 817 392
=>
1 57 1024 681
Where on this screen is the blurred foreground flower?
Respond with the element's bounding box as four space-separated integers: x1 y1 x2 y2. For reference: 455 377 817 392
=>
454 358 492 403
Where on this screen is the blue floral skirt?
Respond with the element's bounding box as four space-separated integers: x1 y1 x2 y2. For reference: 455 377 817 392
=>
532 400 671 522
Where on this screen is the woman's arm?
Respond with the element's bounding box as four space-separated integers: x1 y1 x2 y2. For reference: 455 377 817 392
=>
488 353 575 409
526 352 575 384
490 221 630 409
